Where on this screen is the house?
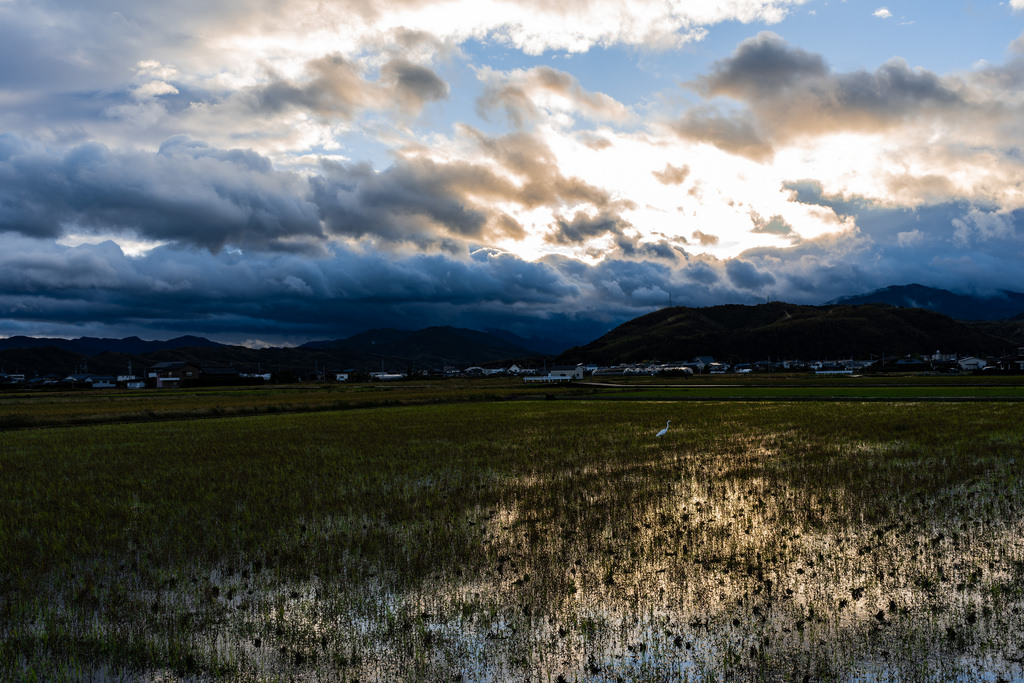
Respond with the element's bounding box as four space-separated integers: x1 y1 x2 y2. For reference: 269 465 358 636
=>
62 373 117 388
524 364 583 382
148 361 200 387
998 348 1024 373
693 356 716 373
241 372 273 381
550 365 583 380
369 371 405 381
958 357 987 372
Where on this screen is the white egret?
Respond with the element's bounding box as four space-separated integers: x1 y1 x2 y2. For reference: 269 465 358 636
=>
656 420 671 437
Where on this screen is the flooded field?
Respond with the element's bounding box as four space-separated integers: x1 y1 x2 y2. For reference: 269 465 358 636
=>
2 399 1024 680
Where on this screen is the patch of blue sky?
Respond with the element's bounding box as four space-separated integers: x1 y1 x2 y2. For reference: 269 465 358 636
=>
462 37 675 107
760 0 1024 74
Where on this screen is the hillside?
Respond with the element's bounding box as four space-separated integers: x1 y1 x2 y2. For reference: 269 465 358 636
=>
556 303 1019 366
0 326 546 379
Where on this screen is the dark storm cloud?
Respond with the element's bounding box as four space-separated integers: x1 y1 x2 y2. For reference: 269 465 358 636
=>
6 195 1021 345
0 233 592 343
311 159 490 244
565 255 761 313
2 124 623 264
682 259 720 285
726 259 776 290
0 134 323 251
678 32 967 159
575 258 673 307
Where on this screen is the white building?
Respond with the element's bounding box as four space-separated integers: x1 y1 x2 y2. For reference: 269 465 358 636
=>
524 365 583 382
958 357 987 371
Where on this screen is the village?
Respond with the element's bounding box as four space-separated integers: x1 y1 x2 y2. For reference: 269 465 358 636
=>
2 347 1023 389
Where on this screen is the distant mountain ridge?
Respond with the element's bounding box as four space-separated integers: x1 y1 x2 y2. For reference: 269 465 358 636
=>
557 302 1020 366
0 326 547 379
300 326 541 365
0 335 225 356
825 284 1024 321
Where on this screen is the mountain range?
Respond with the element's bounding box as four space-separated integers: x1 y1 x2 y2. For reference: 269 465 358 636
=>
825 284 1024 321
2 285 1024 378
555 302 1020 366
0 335 224 356
0 327 547 379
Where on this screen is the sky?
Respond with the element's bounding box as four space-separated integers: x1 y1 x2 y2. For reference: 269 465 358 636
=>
2 1 1024 348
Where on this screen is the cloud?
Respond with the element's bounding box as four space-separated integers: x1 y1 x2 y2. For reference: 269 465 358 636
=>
311 126 625 247
460 126 621 210
381 58 450 112
896 229 924 247
1 123 632 264
244 53 448 120
5 3 1024 348
726 259 776 290
652 163 691 185
0 233 590 342
5 194 1024 346
692 230 720 246
679 32 967 159
952 209 1017 245
477 65 630 127
873 8 893 19
311 158 492 245
545 210 631 244
696 31 828 100
750 211 796 237
0 134 323 252
432 0 803 54
670 106 774 161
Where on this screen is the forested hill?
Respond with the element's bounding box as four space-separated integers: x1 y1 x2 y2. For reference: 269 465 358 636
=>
556 303 1020 366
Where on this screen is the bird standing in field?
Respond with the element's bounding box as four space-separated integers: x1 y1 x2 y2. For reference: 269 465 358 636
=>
656 420 671 437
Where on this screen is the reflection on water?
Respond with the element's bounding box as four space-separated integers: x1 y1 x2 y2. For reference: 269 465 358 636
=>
8 429 1024 681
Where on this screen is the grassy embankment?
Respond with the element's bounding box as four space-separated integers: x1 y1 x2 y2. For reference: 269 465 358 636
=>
2 382 1024 680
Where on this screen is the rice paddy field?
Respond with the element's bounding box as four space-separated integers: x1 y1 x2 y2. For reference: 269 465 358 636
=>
2 380 1024 681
